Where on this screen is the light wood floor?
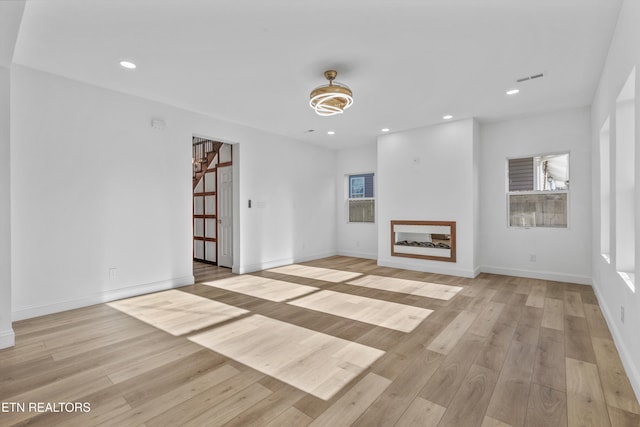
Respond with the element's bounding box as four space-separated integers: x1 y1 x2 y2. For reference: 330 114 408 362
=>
1 256 639 426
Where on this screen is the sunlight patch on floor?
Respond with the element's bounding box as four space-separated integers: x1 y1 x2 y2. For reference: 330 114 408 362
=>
202 275 318 302
268 264 363 283
107 289 248 336
188 314 385 400
288 290 433 332
347 275 463 300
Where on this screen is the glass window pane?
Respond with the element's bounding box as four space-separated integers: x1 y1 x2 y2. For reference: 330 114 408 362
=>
350 177 365 198
536 153 569 191
349 199 375 223
509 193 567 228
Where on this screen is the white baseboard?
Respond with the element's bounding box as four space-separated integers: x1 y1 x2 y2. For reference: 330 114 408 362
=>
336 250 377 260
0 328 15 349
591 278 640 404
292 251 339 264
237 255 590 286
237 251 338 274
12 275 195 321
377 258 477 278
480 265 591 285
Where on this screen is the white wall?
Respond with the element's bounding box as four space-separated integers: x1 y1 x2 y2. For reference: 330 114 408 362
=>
335 144 377 259
591 0 640 401
11 66 196 320
11 66 337 319
479 108 592 284
188 123 336 275
0 1 25 68
231 135 337 273
0 67 14 348
0 0 24 347
473 121 481 272
377 119 479 277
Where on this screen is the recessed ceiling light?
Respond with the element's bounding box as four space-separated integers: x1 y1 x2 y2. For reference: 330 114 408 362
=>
119 60 137 69
381 128 390 132
327 131 335 135
506 88 520 95
442 115 453 120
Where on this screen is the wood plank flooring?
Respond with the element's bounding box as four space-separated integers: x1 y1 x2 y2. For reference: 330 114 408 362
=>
288 290 433 332
1 256 638 426
201 275 318 302
189 314 385 400
107 289 249 336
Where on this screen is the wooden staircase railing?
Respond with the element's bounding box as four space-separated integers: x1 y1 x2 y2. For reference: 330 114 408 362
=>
193 138 223 190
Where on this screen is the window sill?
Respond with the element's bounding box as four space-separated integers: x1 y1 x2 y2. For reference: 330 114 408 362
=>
507 225 569 230
618 271 636 292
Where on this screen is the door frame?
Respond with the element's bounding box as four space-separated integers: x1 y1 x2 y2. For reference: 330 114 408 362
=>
191 134 237 272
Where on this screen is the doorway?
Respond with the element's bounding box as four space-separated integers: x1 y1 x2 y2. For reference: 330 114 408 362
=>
192 137 233 268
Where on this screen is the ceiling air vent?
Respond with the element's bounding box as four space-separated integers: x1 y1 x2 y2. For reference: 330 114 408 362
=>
516 73 544 83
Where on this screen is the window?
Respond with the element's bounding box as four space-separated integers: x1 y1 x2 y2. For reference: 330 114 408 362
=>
507 153 569 228
348 173 374 223
349 176 366 198
615 68 635 291
600 118 611 262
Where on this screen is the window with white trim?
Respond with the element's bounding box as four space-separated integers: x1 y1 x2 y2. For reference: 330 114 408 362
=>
600 118 611 262
507 153 569 228
615 68 635 291
348 173 375 223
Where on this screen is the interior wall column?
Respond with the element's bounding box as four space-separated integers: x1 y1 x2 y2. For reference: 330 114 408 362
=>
0 66 15 348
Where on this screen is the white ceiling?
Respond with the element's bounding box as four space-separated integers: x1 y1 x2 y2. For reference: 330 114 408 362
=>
13 0 622 149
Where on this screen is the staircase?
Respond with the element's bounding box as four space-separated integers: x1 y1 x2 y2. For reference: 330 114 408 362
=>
192 137 223 190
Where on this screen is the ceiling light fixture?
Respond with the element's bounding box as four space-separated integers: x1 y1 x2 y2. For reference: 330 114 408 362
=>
119 60 137 69
327 131 336 135
381 128 390 132
309 70 353 116
506 88 520 95
442 115 453 120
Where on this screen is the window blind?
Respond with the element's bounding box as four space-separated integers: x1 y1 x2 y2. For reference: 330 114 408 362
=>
508 157 534 191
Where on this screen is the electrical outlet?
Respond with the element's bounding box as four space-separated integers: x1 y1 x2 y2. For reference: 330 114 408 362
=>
529 254 537 262
621 305 625 323
109 268 117 280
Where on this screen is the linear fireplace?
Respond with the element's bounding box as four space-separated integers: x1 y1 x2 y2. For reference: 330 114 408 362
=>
391 220 456 262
